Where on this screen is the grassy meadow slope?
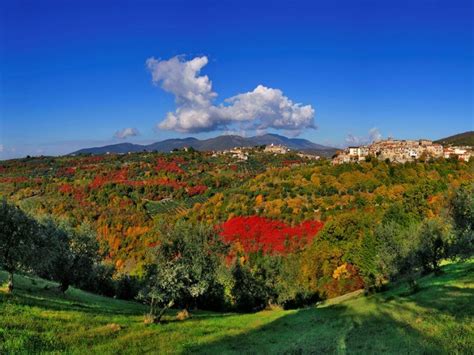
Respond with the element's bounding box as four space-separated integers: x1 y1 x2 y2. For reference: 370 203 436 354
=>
1 260 473 354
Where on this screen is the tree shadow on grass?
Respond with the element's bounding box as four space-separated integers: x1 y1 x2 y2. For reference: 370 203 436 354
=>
377 261 474 320
184 305 447 354
0 273 145 317
380 285 474 319
1 272 239 321
150 311 240 326
0 274 240 325
184 271 473 354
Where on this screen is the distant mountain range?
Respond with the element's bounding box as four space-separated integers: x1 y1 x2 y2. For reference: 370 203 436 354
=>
434 131 474 147
71 134 338 157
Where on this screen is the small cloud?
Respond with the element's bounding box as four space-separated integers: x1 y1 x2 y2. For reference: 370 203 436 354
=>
222 129 247 137
146 55 316 136
345 127 383 146
114 128 140 139
345 134 365 146
368 127 382 142
0 144 3 153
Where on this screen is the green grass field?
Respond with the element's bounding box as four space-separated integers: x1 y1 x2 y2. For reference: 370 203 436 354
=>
1 260 473 354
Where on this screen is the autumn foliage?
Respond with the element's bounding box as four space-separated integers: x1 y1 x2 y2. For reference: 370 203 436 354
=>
90 168 129 189
187 185 208 197
155 158 184 174
218 216 324 254
0 148 472 307
326 263 365 297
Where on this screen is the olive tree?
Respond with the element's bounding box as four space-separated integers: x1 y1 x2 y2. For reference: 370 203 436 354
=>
38 219 99 293
0 199 37 292
449 185 473 259
416 219 449 274
139 221 226 323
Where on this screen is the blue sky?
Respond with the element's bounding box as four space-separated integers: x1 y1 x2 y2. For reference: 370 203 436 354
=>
1 0 472 158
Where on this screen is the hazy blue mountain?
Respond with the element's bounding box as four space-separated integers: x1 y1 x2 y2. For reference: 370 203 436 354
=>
146 137 200 152
72 142 144 155
71 134 337 156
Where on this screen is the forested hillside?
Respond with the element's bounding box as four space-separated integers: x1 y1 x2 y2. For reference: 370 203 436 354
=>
435 131 474 147
1 151 473 311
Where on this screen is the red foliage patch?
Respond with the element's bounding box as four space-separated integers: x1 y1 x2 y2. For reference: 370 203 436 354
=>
218 216 324 255
89 176 188 190
56 167 76 177
187 185 208 197
171 156 186 164
90 168 129 189
58 183 74 194
0 177 28 183
74 189 87 204
0 177 41 184
155 158 184 174
127 177 187 189
119 199 133 208
58 183 88 205
282 160 301 167
147 241 159 248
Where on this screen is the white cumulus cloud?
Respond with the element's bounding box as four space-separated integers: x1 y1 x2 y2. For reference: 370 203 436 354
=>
114 127 140 139
345 127 383 146
146 55 315 135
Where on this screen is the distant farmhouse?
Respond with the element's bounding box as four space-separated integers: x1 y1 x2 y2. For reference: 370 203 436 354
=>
333 138 472 164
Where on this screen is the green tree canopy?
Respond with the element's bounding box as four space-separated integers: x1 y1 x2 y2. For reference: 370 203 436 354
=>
0 199 38 292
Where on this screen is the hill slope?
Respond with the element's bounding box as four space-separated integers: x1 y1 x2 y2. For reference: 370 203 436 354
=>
435 131 474 146
71 134 337 156
1 260 472 353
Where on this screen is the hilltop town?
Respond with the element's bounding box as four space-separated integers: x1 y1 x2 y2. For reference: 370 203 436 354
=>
75 137 473 166
211 143 320 161
333 138 472 164
204 139 473 165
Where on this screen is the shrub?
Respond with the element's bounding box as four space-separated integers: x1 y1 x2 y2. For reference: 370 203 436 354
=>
448 185 474 259
81 263 116 297
115 275 142 300
231 262 268 312
416 219 449 274
38 220 99 293
0 199 38 292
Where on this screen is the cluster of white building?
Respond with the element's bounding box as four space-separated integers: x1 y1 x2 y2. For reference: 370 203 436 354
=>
442 146 472 162
333 139 472 164
212 143 293 161
212 147 248 161
263 144 291 154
